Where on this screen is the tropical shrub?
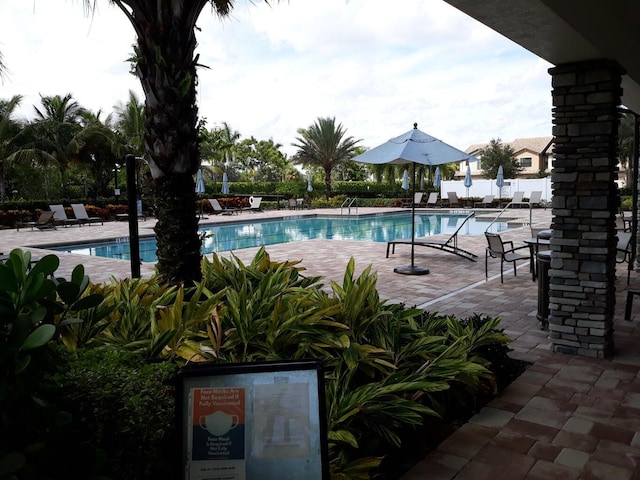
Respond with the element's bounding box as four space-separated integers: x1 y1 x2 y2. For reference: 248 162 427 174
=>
0 249 109 479
13 248 514 480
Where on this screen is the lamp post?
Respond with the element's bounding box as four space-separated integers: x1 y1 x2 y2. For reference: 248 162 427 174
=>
125 154 141 278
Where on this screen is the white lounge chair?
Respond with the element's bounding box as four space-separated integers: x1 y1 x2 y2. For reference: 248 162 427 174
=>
425 192 439 207
71 203 104 225
243 196 263 212
528 191 543 207
474 195 495 208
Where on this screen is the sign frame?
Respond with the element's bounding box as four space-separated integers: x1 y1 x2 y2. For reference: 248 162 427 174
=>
175 360 329 480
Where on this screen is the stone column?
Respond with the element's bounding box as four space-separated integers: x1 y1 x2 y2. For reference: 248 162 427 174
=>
548 59 624 358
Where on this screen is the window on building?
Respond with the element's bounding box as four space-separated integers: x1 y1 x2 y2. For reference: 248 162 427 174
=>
519 157 532 168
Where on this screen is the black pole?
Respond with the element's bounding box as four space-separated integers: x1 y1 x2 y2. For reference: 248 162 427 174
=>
629 113 639 284
126 154 141 278
394 162 429 275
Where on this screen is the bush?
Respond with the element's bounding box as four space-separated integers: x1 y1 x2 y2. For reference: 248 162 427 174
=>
48 349 178 480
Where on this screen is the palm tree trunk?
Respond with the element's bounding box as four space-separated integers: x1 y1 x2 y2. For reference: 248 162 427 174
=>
324 168 332 199
154 172 202 284
119 2 209 284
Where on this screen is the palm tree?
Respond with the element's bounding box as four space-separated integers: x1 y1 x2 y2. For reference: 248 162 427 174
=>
113 90 145 157
81 1 256 285
0 96 24 199
292 117 361 199
0 50 7 83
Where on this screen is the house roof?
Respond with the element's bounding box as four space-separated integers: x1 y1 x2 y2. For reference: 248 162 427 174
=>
465 136 553 156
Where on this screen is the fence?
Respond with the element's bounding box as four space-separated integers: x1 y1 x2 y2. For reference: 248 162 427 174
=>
440 177 552 201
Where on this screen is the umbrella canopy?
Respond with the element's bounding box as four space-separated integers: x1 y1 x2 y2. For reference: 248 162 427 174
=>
464 165 473 197
496 165 505 200
434 167 441 189
353 123 476 167
221 172 230 195
307 173 313 192
353 123 477 275
401 169 410 190
195 168 206 195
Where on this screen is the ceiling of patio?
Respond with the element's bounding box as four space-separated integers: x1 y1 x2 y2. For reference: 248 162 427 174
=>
444 0 640 114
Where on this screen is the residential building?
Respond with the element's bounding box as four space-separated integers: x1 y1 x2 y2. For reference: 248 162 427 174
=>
455 136 553 179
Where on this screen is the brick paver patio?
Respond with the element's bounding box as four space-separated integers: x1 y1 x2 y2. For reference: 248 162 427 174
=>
2 206 638 479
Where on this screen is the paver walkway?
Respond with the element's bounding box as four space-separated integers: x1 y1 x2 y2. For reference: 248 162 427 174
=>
1 206 638 479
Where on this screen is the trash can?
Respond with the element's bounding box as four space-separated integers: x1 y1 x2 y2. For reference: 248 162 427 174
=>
536 250 551 330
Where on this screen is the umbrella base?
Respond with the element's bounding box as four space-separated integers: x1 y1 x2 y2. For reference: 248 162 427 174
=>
394 265 430 275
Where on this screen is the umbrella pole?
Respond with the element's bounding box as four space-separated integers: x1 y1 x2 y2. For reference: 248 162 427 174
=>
394 162 429 275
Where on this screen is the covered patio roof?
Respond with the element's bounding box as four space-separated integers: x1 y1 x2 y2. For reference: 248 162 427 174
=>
443 0 640 114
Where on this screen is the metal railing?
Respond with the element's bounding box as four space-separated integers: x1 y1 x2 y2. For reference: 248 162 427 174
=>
340 197 358 215
484 201 533 232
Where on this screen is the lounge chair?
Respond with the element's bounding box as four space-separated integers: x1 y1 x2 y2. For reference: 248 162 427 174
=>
402 192 424 208
17 211 57 231
49 204 80 227
474 195 495 208
503 191 526 208
425 192 439 207
209 198 238 215
386 212 478 262
71 203 104 225
528 191 543 207
243 196 263 212
444 192 461 207
485 232 530 282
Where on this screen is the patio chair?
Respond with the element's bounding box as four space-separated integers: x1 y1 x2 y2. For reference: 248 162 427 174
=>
71 203 104 225
425 192 439 207
49 204 81 227
209 198 239 215
296 198 310 209
473 195 495 208
288 198 298 210
445 191 461 207
620 208 632 232
17 211 57 231
484 232 530 283
386 212 478 262
243 196 263 212
617 231 632 265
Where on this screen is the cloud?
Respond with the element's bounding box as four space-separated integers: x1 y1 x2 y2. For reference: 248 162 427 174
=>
1 0 552 157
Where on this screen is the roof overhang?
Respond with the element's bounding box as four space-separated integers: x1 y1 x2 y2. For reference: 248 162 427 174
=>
443 0 640 114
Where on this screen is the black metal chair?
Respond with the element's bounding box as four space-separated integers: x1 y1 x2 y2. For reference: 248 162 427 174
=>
485 232 530 283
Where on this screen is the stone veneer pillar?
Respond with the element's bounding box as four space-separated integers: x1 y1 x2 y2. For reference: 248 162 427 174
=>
548 59 624 358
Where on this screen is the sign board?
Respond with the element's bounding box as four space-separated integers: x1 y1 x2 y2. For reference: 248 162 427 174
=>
175 360 328 480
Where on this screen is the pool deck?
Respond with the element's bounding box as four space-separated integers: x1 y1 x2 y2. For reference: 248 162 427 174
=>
2 207 640 479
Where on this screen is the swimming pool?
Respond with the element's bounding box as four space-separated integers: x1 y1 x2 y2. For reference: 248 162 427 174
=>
51 212 513 262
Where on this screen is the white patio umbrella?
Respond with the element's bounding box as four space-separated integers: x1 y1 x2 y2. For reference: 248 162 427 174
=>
195 168 206 218
401 169 410 190
307 172 313 192
434 166 441 188
353 123 477 275
221 172 230 195
496 165 505 202
464 165 473 198
195 168 205 195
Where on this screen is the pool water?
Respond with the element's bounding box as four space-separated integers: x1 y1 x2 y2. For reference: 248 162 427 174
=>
51 212 513 262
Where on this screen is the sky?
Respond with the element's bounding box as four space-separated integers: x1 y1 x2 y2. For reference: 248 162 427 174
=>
1 0 553 157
